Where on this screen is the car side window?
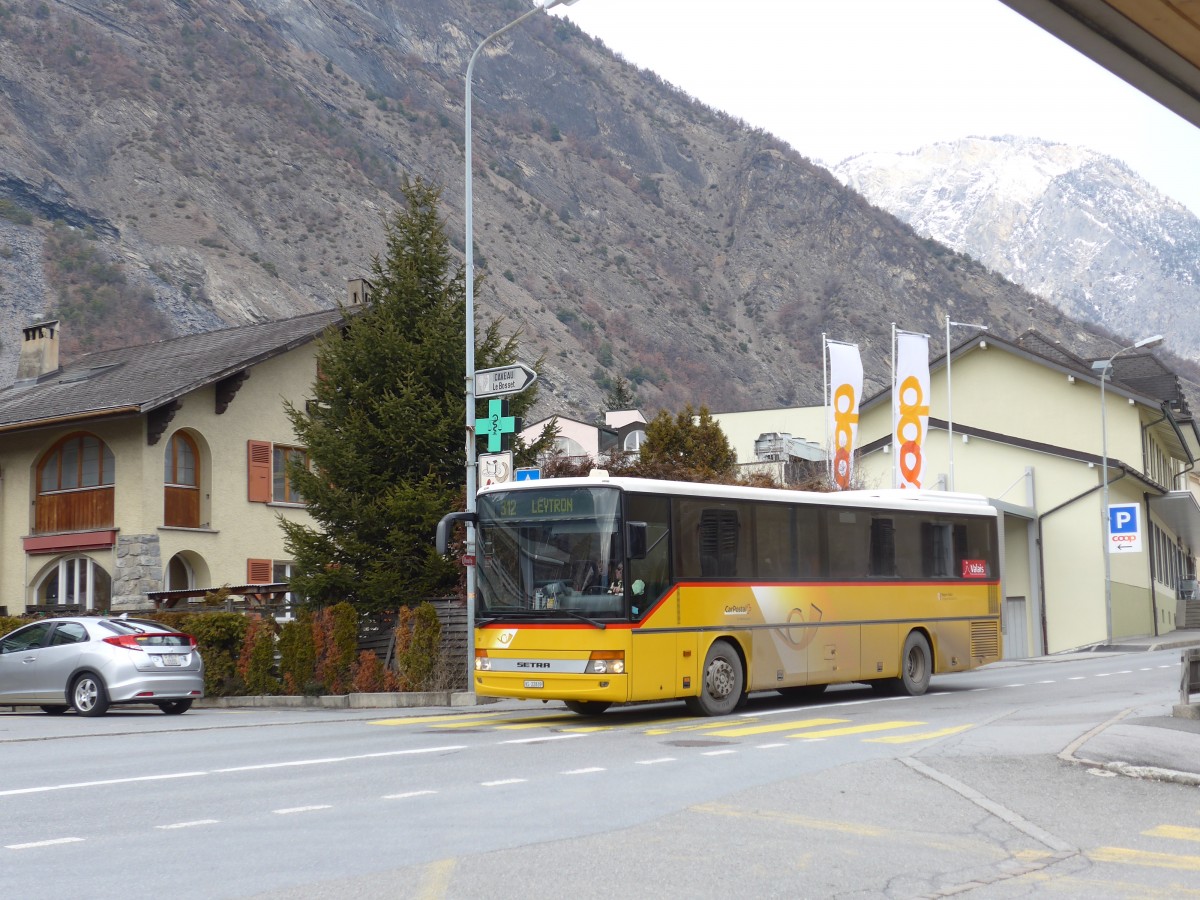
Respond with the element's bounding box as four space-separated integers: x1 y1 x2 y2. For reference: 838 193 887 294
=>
0 622 55 653
50 623 88 645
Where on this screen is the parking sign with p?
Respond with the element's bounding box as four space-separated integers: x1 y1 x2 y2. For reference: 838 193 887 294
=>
1107 503 1142 553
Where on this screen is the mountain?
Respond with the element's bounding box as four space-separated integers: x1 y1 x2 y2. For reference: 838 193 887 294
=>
833 136 1200 362
0 2 1163 419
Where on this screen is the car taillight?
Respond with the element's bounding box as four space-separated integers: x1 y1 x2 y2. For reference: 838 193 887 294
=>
103 635 145 651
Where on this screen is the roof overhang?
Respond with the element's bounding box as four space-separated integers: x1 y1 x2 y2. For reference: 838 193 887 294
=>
997 0 1200 130
1149 490 1200 548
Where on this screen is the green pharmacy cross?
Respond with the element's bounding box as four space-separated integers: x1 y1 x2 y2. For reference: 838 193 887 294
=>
475 398 516 452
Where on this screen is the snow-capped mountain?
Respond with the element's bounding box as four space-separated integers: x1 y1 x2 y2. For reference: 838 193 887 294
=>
833 136 1200 360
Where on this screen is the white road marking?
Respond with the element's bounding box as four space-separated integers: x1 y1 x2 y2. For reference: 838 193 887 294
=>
756 743 786 749
481 778 527 787
383 790 438 800
273 805 332 815
498 734 586 745
563 767 606 775
214 745 466 773
0 772 206 797
156 819 219 830
636 757 676 765
702 749 736 757
6 837 84 850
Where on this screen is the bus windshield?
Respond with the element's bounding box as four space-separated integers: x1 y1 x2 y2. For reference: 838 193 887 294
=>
476 486 626 621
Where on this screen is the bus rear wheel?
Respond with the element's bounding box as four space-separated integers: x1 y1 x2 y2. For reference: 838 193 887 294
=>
898 631 932 696
564 701 611 716
685 639 744 716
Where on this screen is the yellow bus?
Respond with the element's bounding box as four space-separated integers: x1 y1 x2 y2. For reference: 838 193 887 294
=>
441 471 1001 716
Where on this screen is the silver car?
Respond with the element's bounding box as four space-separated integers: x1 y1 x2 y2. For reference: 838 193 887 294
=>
0 616 204 716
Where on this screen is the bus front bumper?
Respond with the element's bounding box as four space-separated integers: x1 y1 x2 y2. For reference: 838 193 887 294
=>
475 671 628 703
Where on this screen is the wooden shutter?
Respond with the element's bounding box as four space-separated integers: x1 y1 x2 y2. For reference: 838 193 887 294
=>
247 440 271 502
247 558 272 584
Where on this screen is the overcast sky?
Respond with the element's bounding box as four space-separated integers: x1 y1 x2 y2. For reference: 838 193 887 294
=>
549 0 1200 218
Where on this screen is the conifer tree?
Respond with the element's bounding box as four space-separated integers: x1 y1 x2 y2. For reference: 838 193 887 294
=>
637 404 737 482
281 178 538 611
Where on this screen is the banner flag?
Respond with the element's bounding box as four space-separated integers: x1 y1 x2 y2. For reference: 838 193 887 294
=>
894 331 931 490
827 340 862 490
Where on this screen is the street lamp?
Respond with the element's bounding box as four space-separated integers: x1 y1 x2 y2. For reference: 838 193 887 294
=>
944 316 988 491
463 0 581 694
1091 334 1163 644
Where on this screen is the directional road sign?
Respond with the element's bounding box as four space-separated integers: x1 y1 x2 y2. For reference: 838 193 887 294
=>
475 362 537 399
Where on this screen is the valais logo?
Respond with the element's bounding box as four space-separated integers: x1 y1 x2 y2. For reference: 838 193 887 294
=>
962 559 988 579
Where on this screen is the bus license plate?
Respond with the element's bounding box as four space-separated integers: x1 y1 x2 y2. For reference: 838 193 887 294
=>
523 680 544 689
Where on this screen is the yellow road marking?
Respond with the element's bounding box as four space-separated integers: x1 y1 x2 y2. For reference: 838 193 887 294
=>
1144 825 1200 843
692 802 889 836
417 859 455 900
787 721 925 739
703 718 849 738
1089 847 1200 871
866 724 974 744
368 712 510 726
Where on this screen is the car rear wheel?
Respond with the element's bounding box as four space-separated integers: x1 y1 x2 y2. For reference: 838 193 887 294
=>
40 705 69 715
156 700 194 715
71 673 110 717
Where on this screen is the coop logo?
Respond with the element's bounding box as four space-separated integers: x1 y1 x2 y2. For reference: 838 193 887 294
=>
961 559 988 578
831 383 858 490
895 375 928 489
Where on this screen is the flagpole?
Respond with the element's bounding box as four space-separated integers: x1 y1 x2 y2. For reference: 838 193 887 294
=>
891 323 897 489
822 332 829 486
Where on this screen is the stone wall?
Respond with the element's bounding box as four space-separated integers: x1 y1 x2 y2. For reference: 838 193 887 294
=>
112 534 162 609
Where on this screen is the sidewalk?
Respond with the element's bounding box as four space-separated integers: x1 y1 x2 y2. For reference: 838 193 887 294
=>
1051 628 1200 786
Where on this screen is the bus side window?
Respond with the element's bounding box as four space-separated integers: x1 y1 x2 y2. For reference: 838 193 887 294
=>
626 494 670 618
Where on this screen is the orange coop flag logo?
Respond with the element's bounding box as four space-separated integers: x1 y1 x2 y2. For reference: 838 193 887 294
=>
894 331 930 490
827 341 863 490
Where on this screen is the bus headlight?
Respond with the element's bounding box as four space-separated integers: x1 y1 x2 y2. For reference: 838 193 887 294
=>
475 650 491 671
588 650 625 675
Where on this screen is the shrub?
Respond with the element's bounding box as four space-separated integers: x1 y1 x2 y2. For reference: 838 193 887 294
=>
236 615 280 695
394 602 441 691
313 602 358 694
278 611 319 695
0 616 26 636
351 649 398 693
181 612 248 697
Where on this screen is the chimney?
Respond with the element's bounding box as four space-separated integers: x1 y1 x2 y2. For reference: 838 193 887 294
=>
346 277 372 307
16 319 61 382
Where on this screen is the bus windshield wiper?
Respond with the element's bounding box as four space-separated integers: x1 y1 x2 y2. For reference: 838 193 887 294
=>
557 610 607 630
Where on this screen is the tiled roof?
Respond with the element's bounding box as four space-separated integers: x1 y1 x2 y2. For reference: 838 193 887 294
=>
0 308 347 431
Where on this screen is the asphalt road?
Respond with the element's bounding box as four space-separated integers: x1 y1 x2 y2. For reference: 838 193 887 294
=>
3 649 1198 899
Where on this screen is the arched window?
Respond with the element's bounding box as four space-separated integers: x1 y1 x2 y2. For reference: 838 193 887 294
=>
164 431 201 527
35 433 116 533
35 556 112 611
39 433 115 492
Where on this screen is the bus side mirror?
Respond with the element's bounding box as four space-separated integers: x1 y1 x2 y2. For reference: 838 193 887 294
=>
627 521 648 559
436 510 477 555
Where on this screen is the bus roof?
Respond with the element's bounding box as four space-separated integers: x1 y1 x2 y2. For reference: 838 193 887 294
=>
478 471 998 518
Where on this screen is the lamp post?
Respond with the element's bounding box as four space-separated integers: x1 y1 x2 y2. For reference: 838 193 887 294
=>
1091 334 1163 644
464 0 581 694
944 316 988 491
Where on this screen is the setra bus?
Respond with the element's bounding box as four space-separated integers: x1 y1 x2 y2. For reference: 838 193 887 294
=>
437 471 1001 716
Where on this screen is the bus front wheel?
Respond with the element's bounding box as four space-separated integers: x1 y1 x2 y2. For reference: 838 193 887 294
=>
898 631 932 696
564 701 611 716
686 639 744 716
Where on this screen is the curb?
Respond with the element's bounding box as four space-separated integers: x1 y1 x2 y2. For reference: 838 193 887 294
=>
196 691 483 710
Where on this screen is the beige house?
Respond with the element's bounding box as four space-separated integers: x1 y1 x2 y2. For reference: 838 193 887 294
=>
716 331 1200 656
0 309 348 614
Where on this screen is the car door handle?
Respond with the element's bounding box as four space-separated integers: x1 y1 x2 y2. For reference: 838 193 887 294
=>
21 656 37 664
